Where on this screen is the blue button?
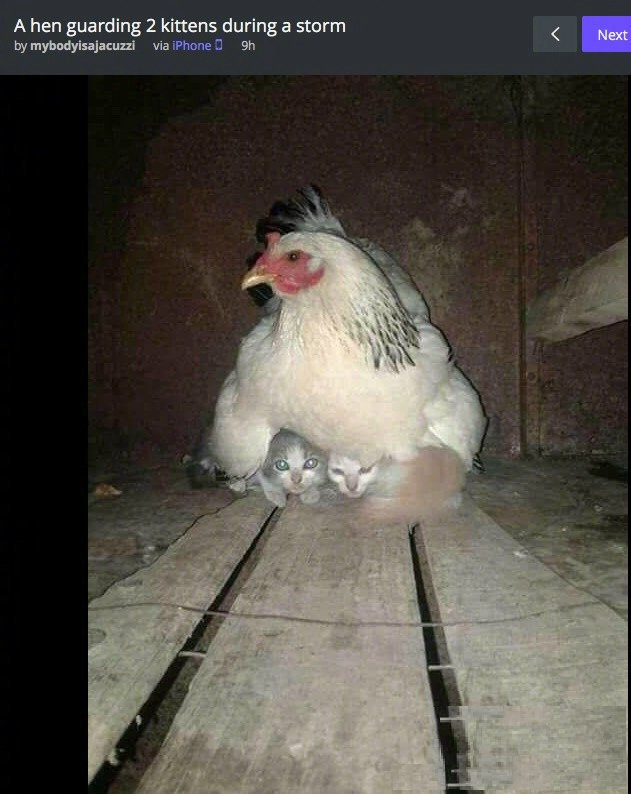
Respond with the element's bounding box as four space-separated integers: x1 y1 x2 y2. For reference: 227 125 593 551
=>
582 16 631 52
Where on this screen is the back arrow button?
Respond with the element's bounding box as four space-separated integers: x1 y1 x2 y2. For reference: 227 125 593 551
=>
533 16 577 52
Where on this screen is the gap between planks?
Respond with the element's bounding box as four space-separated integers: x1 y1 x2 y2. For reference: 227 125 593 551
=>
134 500 446 794
415 494 628 792
88 494 275 784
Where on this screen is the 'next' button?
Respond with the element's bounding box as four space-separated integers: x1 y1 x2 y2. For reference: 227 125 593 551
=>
582 16 631 52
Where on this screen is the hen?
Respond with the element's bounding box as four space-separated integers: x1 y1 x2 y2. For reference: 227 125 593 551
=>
208 186 487 481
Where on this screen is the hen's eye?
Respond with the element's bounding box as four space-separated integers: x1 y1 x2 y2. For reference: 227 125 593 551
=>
274 459 289 471
303 458 318 469
287 251 300 262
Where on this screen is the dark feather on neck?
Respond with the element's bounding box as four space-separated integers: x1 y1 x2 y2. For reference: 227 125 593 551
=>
340 284 419 373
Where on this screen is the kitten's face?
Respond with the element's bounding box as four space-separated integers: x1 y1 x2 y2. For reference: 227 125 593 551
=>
328 453 378 498
271 448 324 495
263 431 327 496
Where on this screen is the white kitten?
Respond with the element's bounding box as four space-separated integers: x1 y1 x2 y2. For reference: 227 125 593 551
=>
328 446 466 522
327 453 379 498
238 429 328 508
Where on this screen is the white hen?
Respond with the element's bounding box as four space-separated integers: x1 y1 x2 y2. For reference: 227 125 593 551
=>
209 186 487 480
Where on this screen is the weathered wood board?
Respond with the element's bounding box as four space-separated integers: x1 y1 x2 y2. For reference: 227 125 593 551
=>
417 495 628 791
88 495 274 783
136 500 445 793
526 236 628 342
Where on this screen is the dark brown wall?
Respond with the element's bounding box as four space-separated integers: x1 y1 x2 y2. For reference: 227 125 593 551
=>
530 77 628 456
88 76 627 465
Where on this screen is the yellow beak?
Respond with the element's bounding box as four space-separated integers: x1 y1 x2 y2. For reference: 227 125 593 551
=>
241 265 274 290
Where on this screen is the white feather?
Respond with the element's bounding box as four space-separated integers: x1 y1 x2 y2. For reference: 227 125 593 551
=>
210 226 486 478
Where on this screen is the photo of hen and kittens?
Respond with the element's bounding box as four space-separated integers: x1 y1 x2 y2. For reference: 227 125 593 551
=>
186 185 487 520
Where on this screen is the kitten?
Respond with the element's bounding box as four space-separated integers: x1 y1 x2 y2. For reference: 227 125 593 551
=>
327 453 379 498
328 446 466 522
239 430 328 508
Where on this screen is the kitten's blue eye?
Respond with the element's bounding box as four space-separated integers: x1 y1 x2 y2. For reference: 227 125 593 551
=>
359 466 373 474
274 459 289 471
303 458 318 469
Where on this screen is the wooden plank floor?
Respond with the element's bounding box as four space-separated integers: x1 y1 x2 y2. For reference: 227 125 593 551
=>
135 499 445 793
88 495 274 783
417 496 628 792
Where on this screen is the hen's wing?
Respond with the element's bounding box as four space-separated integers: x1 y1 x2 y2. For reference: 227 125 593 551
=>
421 365 487 471
209 368 275 479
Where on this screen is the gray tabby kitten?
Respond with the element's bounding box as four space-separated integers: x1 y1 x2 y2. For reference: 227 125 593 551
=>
233 430 328 508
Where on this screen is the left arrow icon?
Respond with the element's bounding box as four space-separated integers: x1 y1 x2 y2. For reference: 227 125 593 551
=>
551 26 560 41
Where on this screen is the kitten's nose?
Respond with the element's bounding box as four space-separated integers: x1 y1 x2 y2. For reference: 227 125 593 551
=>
291 472 302 484
346 475 359 492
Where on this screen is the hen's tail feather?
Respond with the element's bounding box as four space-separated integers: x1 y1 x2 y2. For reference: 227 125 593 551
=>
181 439 230 489
184 460 231 490
256 184 346 241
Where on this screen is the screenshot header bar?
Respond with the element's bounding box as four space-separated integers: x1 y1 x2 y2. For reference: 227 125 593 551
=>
2 2 630 75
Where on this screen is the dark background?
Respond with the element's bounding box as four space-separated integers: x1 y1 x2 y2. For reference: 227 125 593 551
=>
87 75 628 468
